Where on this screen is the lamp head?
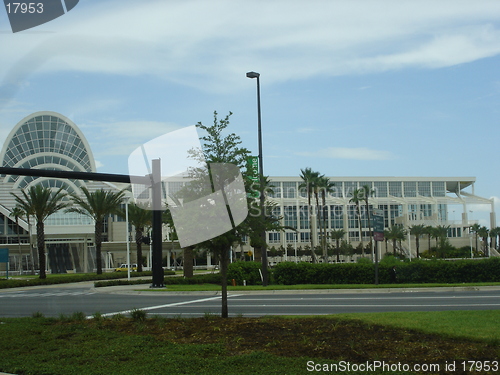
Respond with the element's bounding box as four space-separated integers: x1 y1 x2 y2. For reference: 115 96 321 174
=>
246 71 260 79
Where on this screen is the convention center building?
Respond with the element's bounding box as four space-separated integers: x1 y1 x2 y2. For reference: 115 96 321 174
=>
0 111 496 273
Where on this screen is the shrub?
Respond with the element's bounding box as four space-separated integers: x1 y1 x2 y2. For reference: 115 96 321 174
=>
227 261 263 285
130 308 147 321
273 258 500 285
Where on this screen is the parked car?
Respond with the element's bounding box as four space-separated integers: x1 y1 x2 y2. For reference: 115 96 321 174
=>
114 263 138 272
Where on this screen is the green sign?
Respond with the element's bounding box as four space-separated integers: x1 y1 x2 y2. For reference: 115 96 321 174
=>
246 156 259 182
246 156 259 198
372 209 384 241
0 248 8 263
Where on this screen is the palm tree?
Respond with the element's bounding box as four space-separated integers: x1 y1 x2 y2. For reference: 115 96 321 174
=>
470 223 481 254
9 206 25 274
299 168 322 263
409 224 426 258
385 225 406 256
489 227 500 251
330 228 346 262
477 226 489 256
317 176 335 260
424 225 434 251
126 203 152 273
349 188 364 251
433 225 449 247
361 185 375 254
68 188 126 274
11 185 69 279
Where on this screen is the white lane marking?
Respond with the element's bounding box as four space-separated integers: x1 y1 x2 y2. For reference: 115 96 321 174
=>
93 294 243 318
0 291 95 298
155 303 500 308
231 295 500 301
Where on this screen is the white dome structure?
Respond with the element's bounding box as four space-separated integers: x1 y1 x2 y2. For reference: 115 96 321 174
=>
0 111 96 194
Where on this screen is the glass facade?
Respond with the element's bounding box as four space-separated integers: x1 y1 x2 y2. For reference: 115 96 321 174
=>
282 182 296 198
373 181 388 197
0 112 100 236
389 181 402 197
283 206 297 228
2 115 92 173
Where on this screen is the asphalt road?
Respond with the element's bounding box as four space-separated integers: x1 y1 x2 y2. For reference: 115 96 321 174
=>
1 283 499 318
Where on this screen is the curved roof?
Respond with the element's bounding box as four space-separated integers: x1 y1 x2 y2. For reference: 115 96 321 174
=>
0 111 96 189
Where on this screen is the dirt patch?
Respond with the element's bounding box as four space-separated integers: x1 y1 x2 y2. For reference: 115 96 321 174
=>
90 316 499 366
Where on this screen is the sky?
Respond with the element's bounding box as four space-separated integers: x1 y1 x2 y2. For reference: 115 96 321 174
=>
0 0 499 226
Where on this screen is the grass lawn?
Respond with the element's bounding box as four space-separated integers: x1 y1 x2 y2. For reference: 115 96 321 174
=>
0 310 498 375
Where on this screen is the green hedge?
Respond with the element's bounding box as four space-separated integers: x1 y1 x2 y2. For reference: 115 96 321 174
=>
273 258 500 285
94 272 221 287
227 261 263 285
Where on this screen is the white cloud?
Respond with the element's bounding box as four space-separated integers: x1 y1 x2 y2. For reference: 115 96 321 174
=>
1 0 500 93
297 147 394 160
83 120 184 156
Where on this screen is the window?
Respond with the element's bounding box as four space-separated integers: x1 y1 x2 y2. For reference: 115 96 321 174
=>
282 182 296 198
267 182 281 198
418 182 431 197
330 205 344 229
299 205 309 229
283 206 297 228
344 181 357 198
389 181 402 197
389 205 402 226
300 232 310 242
432 181 446 197
268 232 280 243
403 181 417 197
347 205 358 229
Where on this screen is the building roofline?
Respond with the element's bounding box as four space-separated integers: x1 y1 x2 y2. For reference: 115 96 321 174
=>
0 111 97 172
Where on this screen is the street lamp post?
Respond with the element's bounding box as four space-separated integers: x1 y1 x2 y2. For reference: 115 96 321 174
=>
247 71 268 286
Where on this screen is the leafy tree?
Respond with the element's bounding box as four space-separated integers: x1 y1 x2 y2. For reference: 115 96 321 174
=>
409 224 426 258
125 203 152 272
11 185 69 279
192 111 255 317
68 188 126 274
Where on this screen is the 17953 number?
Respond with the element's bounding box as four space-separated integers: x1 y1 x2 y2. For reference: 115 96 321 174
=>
6 2 44 14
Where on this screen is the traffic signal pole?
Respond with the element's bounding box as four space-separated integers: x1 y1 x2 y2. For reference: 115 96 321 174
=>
0 166 165 287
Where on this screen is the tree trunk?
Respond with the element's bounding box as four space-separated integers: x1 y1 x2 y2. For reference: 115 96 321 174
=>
365 201 373 256
356 204 363 251
95 220 103 275
16 218 22 274
37 221 46 279
416 236 420 258
336 238 340 262
136 228 143 272
183 246 194 278
220 244 229 318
